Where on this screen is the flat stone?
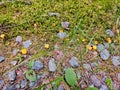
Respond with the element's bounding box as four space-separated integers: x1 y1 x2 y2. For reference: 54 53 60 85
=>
8 70 16 81
16 36 22 42
111 56 120 66
0 56 5 63
10 61 17 66
97 44 105 52
100 85 108 90
12 49 19 55
32 61 43 70
100 49 110 60
23 40 32 48
90 75 102 87
48 12 60 17
83 63 91 70
57 32 67 39
48 58 57 72
106 29 114 37
20 79 27 88
69 57 79 68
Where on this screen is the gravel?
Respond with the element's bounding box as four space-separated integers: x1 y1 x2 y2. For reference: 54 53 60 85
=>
32 61 44 70
100 85 108 90
117 73 120 79
90 75 102 87
100 49 110 60
57 85 64 90
23 40 32 48
111 56 120 66
20 79 27 88
83 63 91 70
69 57 79 68
10 61 17 66
16 36 22 43
0 56 5 63
4 85 17 90
106 29 114 37
57 32 67 39
97 44 105 52
61 21 70 28
12 49 19 55
48 58 57 72
8 70 16 81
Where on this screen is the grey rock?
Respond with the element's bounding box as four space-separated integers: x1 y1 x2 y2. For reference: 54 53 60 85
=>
106 29 114 37
57 85 64 90
32 61 43 70
69 57 79 68
48 58 57 72
20 79 27 88
16 36 22 42
83 63 91 70
29 81 36 88
12 49 19 55
57 32 67 39
111 56 120 66
118 73 120 80
10 61 17 66
100 49 110 60
48 12 60 17
15 84 20 89
8 70 16 81
97 44 105 52
61 21 70 28
90 75 102 87
5 85 17 90
0 56 5 63
23 40 32 48
100 85 108 90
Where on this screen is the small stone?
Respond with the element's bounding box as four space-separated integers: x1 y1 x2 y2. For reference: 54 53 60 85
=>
20 79 27 88
8 70 16 81
106 29 114 37
57 32 67 39
100 49 110 60
0 56 5 63
111 56 120 66
97 44 105 52
0 79 4 88
90 75 102 87
15 84 20 89
83 63 91 70
61 21 70 28
91 62 98 67
104 43 109 49
10 61 17 66
48 12 60 17
29 81 36 88
16 36 22 43
48 58 57 72
69 57 79 68
118 73 120 79
100 85 108 90
32 61 43 70
76 71 81 79
57 85 64 90
12 49 19 55
5 85 17 90
23 40 32 48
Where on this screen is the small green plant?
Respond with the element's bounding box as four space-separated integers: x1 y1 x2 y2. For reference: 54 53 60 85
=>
65 68 77 89
16 53 23 63
86 87 98 90
105 78 113 90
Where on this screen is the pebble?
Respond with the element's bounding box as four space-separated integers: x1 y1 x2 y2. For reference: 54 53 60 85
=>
15 84 20 89
0 56 5 63
32 61 43 70
83 63 91 70
61 21 70 28
29 81 36 89
57 32 67 39
0 79 4 88
100 49 110 60
12 49 19 55
20 79 27 88
48 58 57 72
57 85 64 90
106 29 114 37
4 85 17 90
69 57 79 68
10 61 17 66
104 43 109 49
8 70 16 81
16 36 22 43
48 12 60 17
97 44 105 52
23 40 32 48
100 85 108 90
90 75 102 87
111 56 120 66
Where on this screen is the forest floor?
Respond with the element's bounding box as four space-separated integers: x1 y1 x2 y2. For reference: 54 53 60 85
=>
0 0 120 90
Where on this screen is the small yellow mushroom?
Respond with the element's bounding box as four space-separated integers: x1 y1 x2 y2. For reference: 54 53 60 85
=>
21 48 27 55
44 44 49 49
86 45 92 50
92 45 97 50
